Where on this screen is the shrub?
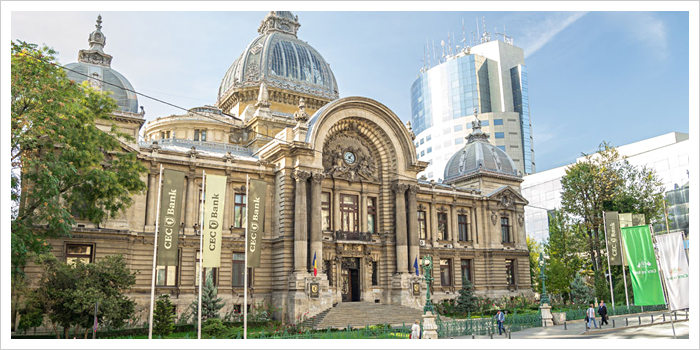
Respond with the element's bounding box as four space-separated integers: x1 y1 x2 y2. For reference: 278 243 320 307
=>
202 318 229 339
153 295 176 337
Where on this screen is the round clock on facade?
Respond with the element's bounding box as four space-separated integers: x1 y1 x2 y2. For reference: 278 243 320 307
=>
343 151 356 165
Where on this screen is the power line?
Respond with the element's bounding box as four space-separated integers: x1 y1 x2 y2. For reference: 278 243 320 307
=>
22 52 447 184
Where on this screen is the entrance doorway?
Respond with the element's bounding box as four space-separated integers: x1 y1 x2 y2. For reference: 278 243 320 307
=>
341 258 361 302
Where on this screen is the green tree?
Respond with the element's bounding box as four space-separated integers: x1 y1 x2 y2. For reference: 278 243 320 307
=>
31 254 136 338
189 275 225 321
543 209 585 301
153 295 176 337
11 40 147 276
455 277 479 315
569 273 593 306
527 237 541 292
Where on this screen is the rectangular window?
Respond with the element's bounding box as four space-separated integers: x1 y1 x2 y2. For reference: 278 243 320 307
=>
481 120 489 126
160 131 165 140
501 217 511 243
372 262 379 286
454 124 463 132
438 212 448 240
232 253 252 287
497 145 506 151
426 135 432 141
421 150 425 157
194 129 200 141
340 194 359 232
65 244 93 265
418 210 427 240
494 119 504 125
427 147 432 154
505 259 515 285
461 259 472 283
455 138 464 145
440 259 452 286
194 129 207 141
321 192 331 231
367 197 377 234
156 250 179 287
420 138 424 145
234 194 246 228
458 214 469 241
201 130 207 142
195 251 218 287
495 132 505 139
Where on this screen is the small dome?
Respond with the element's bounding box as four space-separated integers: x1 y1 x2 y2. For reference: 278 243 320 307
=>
217 11 338 103
444 113 519 182
64 15 139 114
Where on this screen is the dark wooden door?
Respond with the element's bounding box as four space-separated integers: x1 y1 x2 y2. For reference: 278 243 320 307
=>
350 268 360 302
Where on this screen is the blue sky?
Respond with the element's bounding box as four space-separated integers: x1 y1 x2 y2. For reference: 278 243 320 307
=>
9 9 692 171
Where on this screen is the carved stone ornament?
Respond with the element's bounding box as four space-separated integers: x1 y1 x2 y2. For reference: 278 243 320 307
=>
518 213 524 227
293 98 309 124
322 130 378 182
336 245 343 255
498 192 513 209
491 211 498 226
187 146 199 159
223 151 235 163
292 169 311 181
311 172 326 183
417 203 427 211
391 182 409 194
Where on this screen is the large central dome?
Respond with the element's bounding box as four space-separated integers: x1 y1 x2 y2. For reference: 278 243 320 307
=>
217 11 339 116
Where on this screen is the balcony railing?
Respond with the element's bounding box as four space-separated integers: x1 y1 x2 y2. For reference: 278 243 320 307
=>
334 231 372 242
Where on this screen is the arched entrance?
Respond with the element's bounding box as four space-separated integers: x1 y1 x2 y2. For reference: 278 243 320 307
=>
341 257 361 302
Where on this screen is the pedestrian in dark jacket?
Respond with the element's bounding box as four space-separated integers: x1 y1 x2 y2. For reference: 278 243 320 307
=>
598 300 608 326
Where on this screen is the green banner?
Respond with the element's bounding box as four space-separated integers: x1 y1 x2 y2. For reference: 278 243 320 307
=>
157 169 185 266
621 225 666 306
246 179 267 268
202 174 227 268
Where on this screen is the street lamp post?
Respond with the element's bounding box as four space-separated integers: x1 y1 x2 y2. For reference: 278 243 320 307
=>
539 254 550 305
422 255 434 314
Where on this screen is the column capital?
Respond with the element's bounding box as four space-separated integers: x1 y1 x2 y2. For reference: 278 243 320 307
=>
407 184 419 195
391 182 409 194
311 171 326 183
292 169 311 181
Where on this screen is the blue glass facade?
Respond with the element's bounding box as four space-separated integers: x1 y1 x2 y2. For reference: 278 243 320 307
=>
410 55 491 135
511 64 533 174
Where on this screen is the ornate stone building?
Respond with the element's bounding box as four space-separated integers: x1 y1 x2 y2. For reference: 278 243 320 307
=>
27 12 532 323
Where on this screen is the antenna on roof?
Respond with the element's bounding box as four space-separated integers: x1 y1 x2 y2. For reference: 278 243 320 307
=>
447 32 452 56
476 17 480 44
440 40 445 61
427 37 431 68
462 18 467 51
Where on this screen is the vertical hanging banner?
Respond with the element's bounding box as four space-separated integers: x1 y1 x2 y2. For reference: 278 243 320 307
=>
656 232 689 310
157 169 185 266
202 175 227 268
246 179 267 268
604 211 623 266
621 225 666 305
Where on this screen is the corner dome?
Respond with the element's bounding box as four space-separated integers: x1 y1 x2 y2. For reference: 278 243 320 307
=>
444 113 519 182
64 15 139 114
217 11 339 105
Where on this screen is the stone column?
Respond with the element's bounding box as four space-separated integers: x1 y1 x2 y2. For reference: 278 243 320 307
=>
333 189 341 232
452 205 459 247
407 185 419 274
471 206 478 244
430 201 438 247
185 175 196 231
309 172 325 273
145 172 157 230
293 170 311 273
222 180 231 231
360 191 368 233
392 183 408 274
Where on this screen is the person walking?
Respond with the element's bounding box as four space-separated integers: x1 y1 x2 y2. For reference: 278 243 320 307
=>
598 300 608 326
586 303 598 330
495 310 506 335
411 320 421 339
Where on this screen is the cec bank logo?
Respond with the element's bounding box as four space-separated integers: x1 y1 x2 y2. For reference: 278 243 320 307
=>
209 220 219 229
636 260 652 269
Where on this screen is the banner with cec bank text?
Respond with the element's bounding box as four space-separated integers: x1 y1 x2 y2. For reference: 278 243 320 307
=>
246 179 267 268
157 169 185 266
621 225 666 306
202 175 227 268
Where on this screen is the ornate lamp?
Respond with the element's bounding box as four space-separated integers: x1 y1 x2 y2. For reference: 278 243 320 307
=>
539 253 550 305
422 255 435 314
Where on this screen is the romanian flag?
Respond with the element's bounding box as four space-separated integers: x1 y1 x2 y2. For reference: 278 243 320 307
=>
313 252 318 277
414 257 419 276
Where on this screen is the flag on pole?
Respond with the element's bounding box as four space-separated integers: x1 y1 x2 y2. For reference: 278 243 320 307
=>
414 257 420 276
157 169 185 266
313 252 318 277
621 225 666 305
656 232 689 310
246 179 267 268
202 174 227 268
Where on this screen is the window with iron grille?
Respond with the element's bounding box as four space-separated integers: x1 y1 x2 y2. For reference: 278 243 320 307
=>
418 210 427 240
458 214 469 241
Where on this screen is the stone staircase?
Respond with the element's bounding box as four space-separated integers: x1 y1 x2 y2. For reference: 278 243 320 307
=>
311 302 424 330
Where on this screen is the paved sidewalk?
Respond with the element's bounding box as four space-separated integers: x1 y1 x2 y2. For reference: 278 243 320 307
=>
453 310 689 339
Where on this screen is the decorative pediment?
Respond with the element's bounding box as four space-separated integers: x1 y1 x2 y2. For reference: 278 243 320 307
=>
485 186 528 207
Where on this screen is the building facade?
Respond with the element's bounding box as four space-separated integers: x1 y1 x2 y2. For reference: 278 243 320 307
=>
24 12 532 323
410 33 535 181
522 132 690 242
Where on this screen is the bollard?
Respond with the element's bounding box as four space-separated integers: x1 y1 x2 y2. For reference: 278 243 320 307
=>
612 319 615 328
686 311 689 320
626 317 628 326
564 321 567 330
490 332 493 339
674 311 677 320
663 313 665 322
508 331 511 339
651 315 654 323
472 334 474 339
638 316 641 325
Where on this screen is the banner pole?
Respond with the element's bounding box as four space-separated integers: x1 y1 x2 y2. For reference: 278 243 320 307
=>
662 200 671 234
147 164 163 340
602 213 615 312
620 234 630 307
649 225 669 308
198 170 206 339
244 175 249 340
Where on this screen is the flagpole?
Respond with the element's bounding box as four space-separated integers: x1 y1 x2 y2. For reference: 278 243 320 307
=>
649 225 669 308
620 233 630 307
148 164 163 340
602 213 616 312
198 170 206 339
244 175 249 339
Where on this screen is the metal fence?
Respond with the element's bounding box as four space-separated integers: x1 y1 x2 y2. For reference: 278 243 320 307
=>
437 313 542 338
565 304 667 321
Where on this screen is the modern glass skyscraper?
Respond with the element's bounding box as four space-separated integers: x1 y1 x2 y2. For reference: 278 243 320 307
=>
411 37 535 180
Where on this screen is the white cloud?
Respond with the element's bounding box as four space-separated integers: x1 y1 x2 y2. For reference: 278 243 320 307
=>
616 12 668 61
516 12 589 58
